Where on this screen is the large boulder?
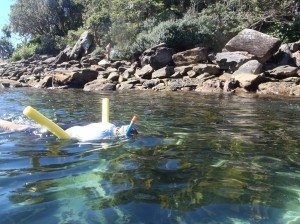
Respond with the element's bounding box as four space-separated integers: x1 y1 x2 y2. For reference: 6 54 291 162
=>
224 29 281 63
140 43 174 70
172 47 208 66
258 82 300 96
70 31 95 60
215 51 255 72
52 69 98 88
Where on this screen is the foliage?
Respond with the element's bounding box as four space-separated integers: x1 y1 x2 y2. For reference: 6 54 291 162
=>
35 35 67 55
10 42 38 61
7 0 300 59
10 0 83 36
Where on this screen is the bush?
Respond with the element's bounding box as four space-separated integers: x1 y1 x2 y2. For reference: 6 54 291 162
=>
117 5 245 58
35 35 67 55
10 43 38 61
66 28 86 47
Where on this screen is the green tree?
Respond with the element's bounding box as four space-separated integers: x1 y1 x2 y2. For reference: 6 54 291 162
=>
10 0 83 37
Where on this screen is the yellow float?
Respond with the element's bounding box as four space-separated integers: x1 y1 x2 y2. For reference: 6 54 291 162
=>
102 98 109 123
23 106 70 139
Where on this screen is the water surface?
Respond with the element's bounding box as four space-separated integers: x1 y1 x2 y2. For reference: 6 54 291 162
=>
0 89 299 224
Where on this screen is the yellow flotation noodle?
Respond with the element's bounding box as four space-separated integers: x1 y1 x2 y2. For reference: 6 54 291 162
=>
102 98 109 123
23 106 70 139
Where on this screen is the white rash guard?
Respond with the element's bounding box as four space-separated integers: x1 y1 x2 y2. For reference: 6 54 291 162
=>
65 122 118 141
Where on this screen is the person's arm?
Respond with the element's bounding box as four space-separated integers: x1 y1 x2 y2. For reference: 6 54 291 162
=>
0 119 29 131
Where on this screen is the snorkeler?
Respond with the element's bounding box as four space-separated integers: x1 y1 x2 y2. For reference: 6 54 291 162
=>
0 119 138 141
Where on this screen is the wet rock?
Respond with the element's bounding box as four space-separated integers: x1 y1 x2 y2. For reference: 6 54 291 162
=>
152 66 174 79
140 43 174 70
52 68 98 88
258 82 300 96
224 28 281 63
233 60 263 75
84 79 116 91
215 51 255 72
266 65 298 79
0 79 28 88
134 64 154 79
172 47 208 66
33 76 53 88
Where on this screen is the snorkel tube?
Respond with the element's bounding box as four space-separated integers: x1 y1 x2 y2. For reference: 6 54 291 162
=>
23 106 70 140
125 115 137 137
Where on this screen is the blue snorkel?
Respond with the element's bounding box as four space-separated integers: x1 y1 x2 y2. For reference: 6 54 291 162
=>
125 115 137 137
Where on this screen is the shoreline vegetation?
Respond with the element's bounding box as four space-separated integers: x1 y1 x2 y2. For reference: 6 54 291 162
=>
0 0 299 97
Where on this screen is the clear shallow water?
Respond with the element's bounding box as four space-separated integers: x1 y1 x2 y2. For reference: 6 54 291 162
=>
0 88 299 224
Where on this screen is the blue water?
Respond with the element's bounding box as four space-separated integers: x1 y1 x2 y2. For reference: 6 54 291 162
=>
0 88 299 224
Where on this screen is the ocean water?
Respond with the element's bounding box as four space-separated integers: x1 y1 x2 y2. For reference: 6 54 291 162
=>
0 88 299 224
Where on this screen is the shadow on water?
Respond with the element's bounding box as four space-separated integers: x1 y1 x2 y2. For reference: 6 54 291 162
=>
0 89 299 223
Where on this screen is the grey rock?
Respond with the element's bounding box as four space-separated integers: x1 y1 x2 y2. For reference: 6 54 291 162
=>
258 82 300 96
193 64 221 76
292 51 300 67
70 31 95 60
118 83 134 90
233 60 263 75
134 64 154 79
107 72 119 82
224 28 281 63
266 65 298 79
215 51 255 72
174 65 193 76
289 40 300 53
152 66 174 79
233 73 267 91
140 43 174 70
172 47 208 66
143 79 160 89
84 79 116 91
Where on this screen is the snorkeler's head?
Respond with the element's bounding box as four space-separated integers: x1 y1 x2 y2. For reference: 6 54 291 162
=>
118 125 138 137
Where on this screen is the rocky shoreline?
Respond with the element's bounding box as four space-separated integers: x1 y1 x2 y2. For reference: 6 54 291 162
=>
0 29 299 97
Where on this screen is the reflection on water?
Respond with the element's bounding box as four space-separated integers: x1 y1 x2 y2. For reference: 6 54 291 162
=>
0 88 299 224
